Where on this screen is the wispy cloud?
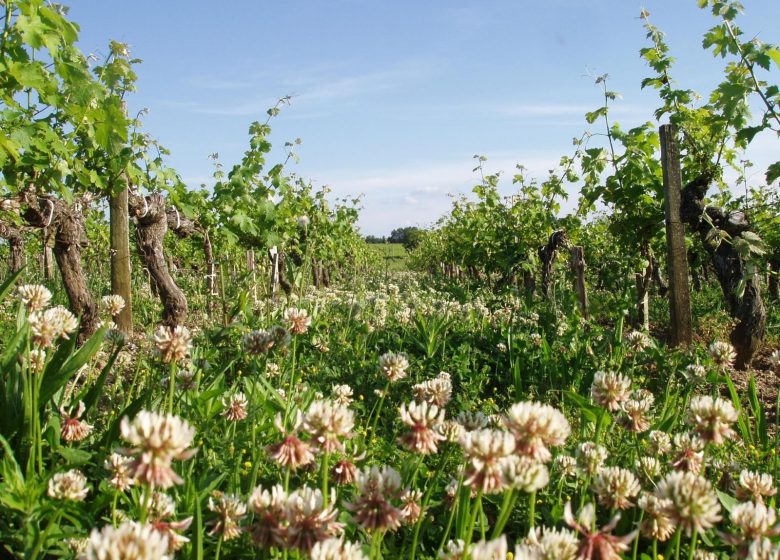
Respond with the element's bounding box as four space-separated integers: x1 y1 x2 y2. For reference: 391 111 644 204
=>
298 62 432 103
167 58 439 117
184 76 257 91
491 102 649 120
321 152 565 195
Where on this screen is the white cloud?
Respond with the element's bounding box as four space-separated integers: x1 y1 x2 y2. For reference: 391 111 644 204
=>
312 151 569 235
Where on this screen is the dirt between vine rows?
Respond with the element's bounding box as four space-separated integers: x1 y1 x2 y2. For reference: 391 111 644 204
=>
728 347 780 426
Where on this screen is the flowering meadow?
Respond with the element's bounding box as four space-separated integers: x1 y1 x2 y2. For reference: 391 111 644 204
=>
0 268 778 560
2 0 780 558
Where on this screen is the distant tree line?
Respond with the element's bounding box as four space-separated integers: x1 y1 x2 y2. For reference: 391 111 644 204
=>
365 227 424 251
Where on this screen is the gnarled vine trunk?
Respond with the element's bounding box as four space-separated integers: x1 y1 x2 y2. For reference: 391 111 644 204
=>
130 193 188 326
769 254 779 302
20 192 99 342
538 230 567 297
681 174 766 368
634 245 653 332
52 204 100 342
688 248 702 291
522 270 536 297
0 221 25 274
311 258 320 288
277 251 293 295
651 256 668 296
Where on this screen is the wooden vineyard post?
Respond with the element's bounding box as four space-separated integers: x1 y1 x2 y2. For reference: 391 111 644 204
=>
247 249 258 305
109 177 133 334
203 230 215 317
635 269 650 332
269 246 279 296
570 246 589 320
42 230 54 280
660 124 692 347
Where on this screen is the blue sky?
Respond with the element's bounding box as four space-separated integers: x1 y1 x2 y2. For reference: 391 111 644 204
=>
67 1 779 235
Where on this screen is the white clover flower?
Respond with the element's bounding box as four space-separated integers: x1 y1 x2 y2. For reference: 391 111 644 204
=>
500 455 549 493
469 535 507 560
709 340 736 368
591 370 632 411
81 521 170 560
310 537 368 560
345 465 403 532
460 429 515 494
379 351 409 382
332 384 354 406
515 526 578 560
625 330 651 352
636 456 663 482
29 306 78 348
684 363 707 384
48 469 89 501
554 455 577 477
687 395 738 445
412 371 452 407
439 539 465 560
152 325 192 364
638 492 677 542
222 392 249 421
655 471 721 536
284 307 312 335
207 491 246 541
104 452 134 491
18 284 52 312
576 441 608 476
593 466 641 510
503 401 570 463
120 410 196 488
60 401 93 442
100 294 126 316
738 470 777 503
648 430 672 455
456 411 491 432
399 400 446 454
730 501 779 540
303 399 354 453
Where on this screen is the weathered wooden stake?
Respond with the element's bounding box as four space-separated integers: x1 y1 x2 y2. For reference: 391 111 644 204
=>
660 124 693 347
203 230 215 317
110 179 133 334
43 235 54 281
570 246 589 319
635 269 651 332
247 249 258 304
269 246 279 296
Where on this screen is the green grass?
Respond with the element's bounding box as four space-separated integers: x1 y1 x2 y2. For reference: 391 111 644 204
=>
368 242 408 272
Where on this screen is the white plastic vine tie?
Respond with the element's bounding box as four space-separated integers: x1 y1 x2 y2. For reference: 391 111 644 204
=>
140 196 149 218
44 199 54 227
174 206 181 230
